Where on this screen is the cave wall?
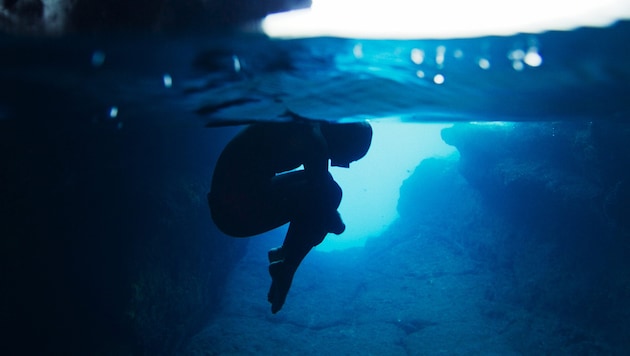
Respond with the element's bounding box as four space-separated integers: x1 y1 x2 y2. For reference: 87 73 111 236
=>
440 122 630 233
0 0 311 34
0 117 245 354
396 121 630 352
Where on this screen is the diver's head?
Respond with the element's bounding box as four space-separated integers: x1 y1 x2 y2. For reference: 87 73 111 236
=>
321 121 373 168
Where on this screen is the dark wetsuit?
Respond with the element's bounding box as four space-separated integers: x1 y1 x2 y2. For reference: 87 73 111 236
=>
209 122 342 238
208 122 344 313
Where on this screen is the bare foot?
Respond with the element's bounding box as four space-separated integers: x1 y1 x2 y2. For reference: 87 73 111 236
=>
267 261 295 314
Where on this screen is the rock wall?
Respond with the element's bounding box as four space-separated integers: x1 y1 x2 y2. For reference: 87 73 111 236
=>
397 122 630 352
1 0 311 34
0 118 245 354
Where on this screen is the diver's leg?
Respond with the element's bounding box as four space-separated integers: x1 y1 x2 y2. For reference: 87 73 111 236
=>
319 176 345 234
273 171 344 234
266 171 345 313
267 178 344 313
266 172 343 263
265 171 343 255
268 246 285 263
267 222 327 314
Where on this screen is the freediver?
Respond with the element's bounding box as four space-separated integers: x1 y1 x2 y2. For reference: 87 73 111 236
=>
208 121 372 313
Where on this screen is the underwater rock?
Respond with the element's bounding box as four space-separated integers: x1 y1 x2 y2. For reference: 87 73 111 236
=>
397 157 475 224
0 121 246 354
1 0 311 34
441 121 630 232
394 121 630 353
0 0 44 32
441 122 611 226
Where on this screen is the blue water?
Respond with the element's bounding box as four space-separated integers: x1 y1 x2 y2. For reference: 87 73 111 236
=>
1 21 629 126
1 22 629 355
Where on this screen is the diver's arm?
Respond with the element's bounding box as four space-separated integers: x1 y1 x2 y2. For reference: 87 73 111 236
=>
302 123 331 182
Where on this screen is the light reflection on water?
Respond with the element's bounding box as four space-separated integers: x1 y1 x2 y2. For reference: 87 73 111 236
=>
263 0 630 39
338 37 545 87
0 21 628 126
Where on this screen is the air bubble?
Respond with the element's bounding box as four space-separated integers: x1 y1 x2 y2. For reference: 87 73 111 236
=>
353 43 364 59
109 106 118 119
512 60 524 71
508 49 525 61
232 55 241 72
436 45 446 66
524 49 542 67
163 74 173 88
91 51 105 67
411 48 424 64
478 58 490 70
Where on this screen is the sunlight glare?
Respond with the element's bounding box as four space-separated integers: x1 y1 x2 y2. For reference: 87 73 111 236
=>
262 0 630 39
317 122 456 251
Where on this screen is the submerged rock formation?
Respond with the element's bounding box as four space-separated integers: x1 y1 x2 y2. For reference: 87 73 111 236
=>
398 121 630 352
0 0 311 34
441 121 630 236
0 119 246 354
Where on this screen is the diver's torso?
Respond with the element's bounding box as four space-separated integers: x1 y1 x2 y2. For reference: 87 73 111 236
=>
211 123 319 194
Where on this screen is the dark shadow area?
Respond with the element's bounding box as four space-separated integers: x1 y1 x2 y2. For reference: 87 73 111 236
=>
0 116 245 354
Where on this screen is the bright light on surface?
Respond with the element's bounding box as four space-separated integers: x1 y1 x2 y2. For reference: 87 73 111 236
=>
263 0 630 39
470 121 515 127
317 122 456 251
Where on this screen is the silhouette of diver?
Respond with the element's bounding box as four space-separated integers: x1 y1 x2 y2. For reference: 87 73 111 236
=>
208 121 372 313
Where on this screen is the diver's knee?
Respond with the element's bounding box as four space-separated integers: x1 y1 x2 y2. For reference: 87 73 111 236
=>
326 179 342 208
